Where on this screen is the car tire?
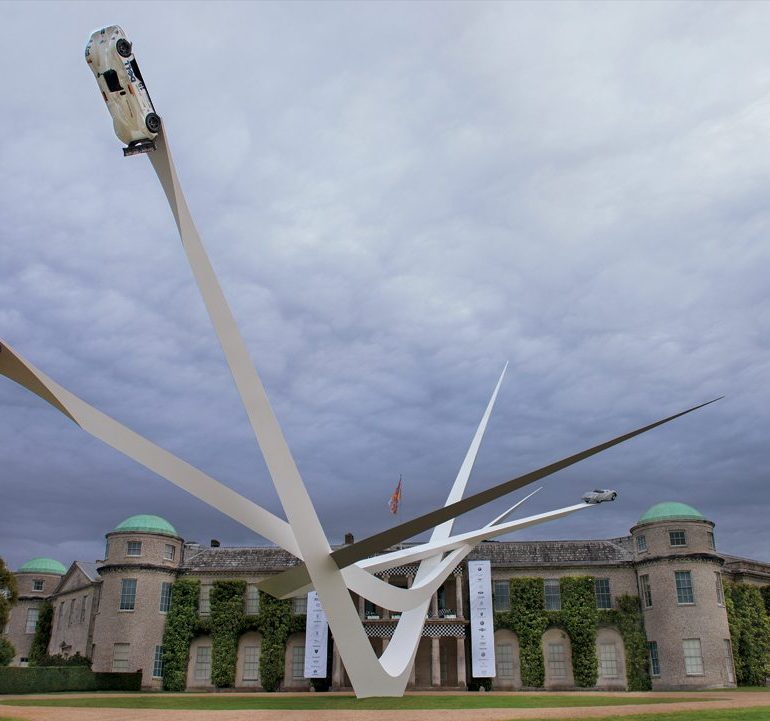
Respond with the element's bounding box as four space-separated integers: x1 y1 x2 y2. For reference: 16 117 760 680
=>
145 113 161 134
611 493 617 500
116 39 132 58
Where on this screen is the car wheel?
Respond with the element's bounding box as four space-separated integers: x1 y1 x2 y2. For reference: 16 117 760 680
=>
116 39 132 58
145 113 161 134
611 493 617 500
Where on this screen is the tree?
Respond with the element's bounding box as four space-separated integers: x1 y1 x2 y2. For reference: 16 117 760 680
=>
0 556 18 630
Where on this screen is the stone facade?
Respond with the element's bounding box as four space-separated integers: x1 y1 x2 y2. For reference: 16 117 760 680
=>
3 502 769 691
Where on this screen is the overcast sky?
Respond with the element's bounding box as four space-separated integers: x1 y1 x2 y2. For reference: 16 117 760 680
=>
1 1 769 573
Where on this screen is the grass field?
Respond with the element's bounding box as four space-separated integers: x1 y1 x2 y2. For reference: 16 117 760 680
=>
1 693 713 711
572 709 770 721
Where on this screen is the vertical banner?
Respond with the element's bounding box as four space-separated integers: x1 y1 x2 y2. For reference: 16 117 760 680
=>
468 560 495 677
304 591 329 678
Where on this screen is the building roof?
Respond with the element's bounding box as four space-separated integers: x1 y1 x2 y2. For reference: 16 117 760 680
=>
468 539 634 567
637 502 705 525
75 560 101 582
18 557 66 574
181 546 303 573
113 514 178 537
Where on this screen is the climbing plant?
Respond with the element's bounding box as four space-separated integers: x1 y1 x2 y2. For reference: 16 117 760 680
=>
161 578 305 692
28 601 53 665
724 582 770 686
605 595 651 691
559 576 598 687
161 578 200 691
210 580 246 687
495 577 649 690
0 557 17 631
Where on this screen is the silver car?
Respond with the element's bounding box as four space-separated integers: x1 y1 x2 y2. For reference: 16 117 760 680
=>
582 488 618 504
85 25 161 156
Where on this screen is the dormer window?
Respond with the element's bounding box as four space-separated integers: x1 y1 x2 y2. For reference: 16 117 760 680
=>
32 579 44 591
669 530 687 547
126 541 142 557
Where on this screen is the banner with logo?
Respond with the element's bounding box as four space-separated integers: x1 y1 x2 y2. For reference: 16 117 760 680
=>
303 591 329 678
468 560 495 677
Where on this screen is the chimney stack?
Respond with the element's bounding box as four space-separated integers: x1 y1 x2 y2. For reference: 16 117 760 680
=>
344 532 354 545
210 539 220 548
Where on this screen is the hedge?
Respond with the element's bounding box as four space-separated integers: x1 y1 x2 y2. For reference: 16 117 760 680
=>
0 639 14 667
725 582 770 686
0 666 141 694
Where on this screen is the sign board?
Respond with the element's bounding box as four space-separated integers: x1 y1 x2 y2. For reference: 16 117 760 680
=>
303 591 329 678
468 560 495 677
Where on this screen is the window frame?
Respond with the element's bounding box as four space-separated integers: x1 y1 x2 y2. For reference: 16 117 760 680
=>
544 579 561 611
715 572 725 606
163 543 176 561
594 578 612 609
126 540 143 557
243 644 260 681
291 645 305 679
636 534 648 552
495 642 514 678
683 638 704 676
32 579 44 592
648 641 661 677
112 642 130 672
194 645 211 681
668 529 688 547
119 578 137 611
547 641 567 678
199 584 212 615
25 607 39 635
159 582 172 614
598 642 619 679
639 574 653 609
152 645 164 679
245 584 260 615
675 570 695 605
493 580 511 612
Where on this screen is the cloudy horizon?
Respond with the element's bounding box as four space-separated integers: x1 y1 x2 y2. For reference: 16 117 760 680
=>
2 1 769 573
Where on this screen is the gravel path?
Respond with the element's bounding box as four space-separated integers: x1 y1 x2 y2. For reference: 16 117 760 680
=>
2 690 769 721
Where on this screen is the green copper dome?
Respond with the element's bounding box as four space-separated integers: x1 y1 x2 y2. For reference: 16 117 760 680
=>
638 502 705 525
18 557 66 575
113 514 178 537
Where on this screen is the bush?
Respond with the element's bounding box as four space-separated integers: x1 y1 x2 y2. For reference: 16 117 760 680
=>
210 580 246 688
28 601 53 665
0 666 141 693
0 639 15 667
34 652 91 667
725 582 770 686
161 578 200 692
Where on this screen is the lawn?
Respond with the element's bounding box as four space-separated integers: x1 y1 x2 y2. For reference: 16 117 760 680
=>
1 693 712 711
570 708 770 721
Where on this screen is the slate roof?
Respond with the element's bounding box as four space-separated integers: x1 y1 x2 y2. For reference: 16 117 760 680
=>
467 538 634 567
180 537 635 574
76 561 101 582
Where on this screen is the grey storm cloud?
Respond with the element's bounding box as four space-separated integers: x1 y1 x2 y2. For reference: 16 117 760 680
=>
1 1 769 571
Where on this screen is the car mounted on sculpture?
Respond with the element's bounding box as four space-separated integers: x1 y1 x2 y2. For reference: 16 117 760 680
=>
582 488 618 504
85 25 161 157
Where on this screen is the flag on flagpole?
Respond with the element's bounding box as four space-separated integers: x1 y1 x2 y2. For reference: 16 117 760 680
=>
388 476 402 515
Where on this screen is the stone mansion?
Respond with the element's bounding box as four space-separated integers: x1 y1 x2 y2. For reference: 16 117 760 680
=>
5 501 770 691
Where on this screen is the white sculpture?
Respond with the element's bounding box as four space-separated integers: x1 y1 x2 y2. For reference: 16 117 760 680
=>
0 126 719 696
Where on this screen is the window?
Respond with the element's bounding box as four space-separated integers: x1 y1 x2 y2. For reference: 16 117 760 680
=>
68 598 76 626
547 642 567 678
104 540 110 560
639 575 652 608
364 598 378 617
293 596 307 615
25 607 39 634
152 645 164 678
160 582 172 613
648 641 660 676
707 531 716 550
636 535 647 552
715 573 724 606
544 579 561 611
683 638 704 675
598 642 619 678
194 646 211 680
245 584 260 615
292 645 305 679
669 530 687 547
595 578 612 609
32 579 44 592
495 643 514 678
120 579 137 611
58 602 65 629
126 540 142 557
675 571 695 604
724 639 735 683
493 580 511 612
112 643 130 672
243 644 260 680
164 544 175 561
80 596 87 623
199 585 211 615
102 69 123 93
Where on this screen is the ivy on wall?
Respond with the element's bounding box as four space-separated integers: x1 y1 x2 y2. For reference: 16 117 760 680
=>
161 578 201 691
161 578 305 692
495 577 649 690
605 595 651 691
28 601 53 665
724 582 770 686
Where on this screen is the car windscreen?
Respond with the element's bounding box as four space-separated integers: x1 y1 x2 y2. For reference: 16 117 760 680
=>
102 69 123 93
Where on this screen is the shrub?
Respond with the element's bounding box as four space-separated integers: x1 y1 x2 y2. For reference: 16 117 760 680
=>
0 638 15 667
0 666 141 693
161 578 200 692
34 652 91 667
28 601 53 665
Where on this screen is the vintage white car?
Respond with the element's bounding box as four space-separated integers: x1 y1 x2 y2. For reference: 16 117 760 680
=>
85 25 161 156
582 488 618 504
